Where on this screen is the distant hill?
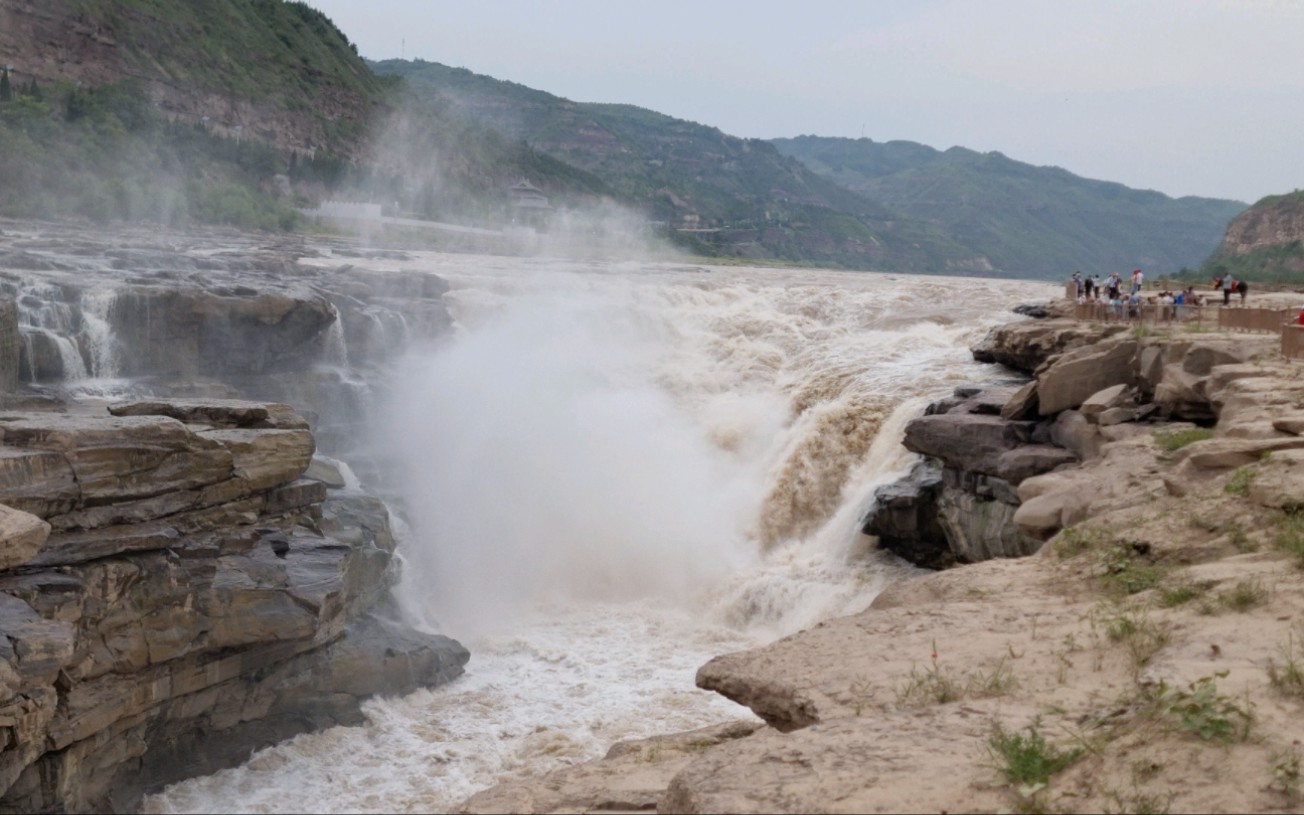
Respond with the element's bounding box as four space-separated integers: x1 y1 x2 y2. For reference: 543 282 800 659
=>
1200 190 1304 284
0 0 382 154
370 59 990 274
772 136 1247 277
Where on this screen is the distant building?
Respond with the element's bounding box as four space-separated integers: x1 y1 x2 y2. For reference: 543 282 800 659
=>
508 180 550 228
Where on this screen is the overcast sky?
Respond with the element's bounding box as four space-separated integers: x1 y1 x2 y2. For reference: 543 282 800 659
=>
307 0 1303 204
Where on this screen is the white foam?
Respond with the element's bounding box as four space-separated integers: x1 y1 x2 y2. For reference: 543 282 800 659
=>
147 255 1060 813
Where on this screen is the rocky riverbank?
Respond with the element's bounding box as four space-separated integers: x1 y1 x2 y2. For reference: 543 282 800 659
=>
0 222 469 813
460 302 1304 813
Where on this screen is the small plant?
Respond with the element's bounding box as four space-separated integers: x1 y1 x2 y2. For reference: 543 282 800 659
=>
1158 675 1252 744
1224 466 1256 496
1157 580 1211 608
1097 543 1162 595
1100 606 1170 669
1218 577 1268 612
1154 427 1214 452
1224 521 1253 552
895 647 1017 707
1267 633 1304 699
1270 745 1302 802
987 719 1083 790
1053 524 1109 559
1274 510 1304 565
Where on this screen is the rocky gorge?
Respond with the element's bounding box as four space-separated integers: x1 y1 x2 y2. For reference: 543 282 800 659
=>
0 221 468 812
460 297 1304 813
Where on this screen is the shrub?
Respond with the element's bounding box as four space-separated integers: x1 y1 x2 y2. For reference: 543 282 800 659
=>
987 719 1083 788
1153 427 1213 452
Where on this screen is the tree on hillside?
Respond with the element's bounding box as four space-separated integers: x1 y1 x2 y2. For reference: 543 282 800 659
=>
0 68 11 103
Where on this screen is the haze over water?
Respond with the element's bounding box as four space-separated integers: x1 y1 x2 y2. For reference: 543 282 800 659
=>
146 251 1059 813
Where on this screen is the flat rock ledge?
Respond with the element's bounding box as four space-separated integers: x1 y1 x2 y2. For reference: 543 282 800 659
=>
0 398 468 813
460 306 1304 813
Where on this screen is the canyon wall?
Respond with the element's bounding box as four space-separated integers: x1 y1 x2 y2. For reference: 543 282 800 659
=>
0 223 463 812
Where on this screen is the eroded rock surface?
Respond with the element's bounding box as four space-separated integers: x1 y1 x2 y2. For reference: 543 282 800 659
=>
0 399 468 813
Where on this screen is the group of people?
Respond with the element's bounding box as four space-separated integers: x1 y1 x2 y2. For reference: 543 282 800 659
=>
1070 268 1250 311
1071 268 1147 302
1069 269 1213 324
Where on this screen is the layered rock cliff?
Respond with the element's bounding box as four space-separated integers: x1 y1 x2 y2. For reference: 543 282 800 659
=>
0 223 467 812
1202 190 1304 280
0 398 467 812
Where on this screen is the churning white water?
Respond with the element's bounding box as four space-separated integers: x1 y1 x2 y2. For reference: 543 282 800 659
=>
145 254 1058 814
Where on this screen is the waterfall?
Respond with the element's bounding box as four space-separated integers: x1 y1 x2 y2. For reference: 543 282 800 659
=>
322 305 349 367
145 253 1062 815
80 289 122 378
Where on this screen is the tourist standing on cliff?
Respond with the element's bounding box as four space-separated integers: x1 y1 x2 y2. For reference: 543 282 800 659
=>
1237 278 1249 304
1131 268 1144 293
1222 273 1236 305
1106 272 1121 301
1084 275 1096 300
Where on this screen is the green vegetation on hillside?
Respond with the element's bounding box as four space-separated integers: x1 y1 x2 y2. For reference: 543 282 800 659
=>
0 80 301 229
772 136 1247 278
66 0 383 150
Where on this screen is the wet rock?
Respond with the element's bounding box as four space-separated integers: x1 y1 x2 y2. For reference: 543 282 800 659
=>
0 400 467 813
861 460 950 569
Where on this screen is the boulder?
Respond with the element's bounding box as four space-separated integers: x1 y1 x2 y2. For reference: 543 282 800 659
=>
0 506 50 571
861 460 950 569
971 318 1123 374
1000 380 1039 420
1036 338 1138 415
1079 384 1131 422
902 413 1034 478
936 486 1041 559
1049 411 1103 460
994 445 1079 484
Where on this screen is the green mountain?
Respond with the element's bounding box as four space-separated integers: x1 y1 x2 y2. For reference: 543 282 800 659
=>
369 59 988 273
771 136 1247 277
0 0 393 227
1199 190 1304 283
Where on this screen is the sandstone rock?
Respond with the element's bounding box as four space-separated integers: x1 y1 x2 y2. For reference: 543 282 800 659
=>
1079 384 1131 421
1050 410 1103 460
304 455 348 488
1097 406 1138 426
0 413 233 507
861 460 950 569
1013 490 1088 540
200 428 314 492
994 445 1079 484
0 505 49 571
1172 437 1304 470
109 398 309 430
971 318 1123 374
937 486 1041 559
1036 338 1138 415
0 448 79 518
1000 379 1039 420
902 413 1034 478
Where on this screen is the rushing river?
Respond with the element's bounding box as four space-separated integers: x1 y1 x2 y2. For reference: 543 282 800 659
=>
144 252 1059 813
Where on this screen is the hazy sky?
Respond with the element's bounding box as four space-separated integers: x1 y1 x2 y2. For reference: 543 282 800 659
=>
307 0 1304 204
